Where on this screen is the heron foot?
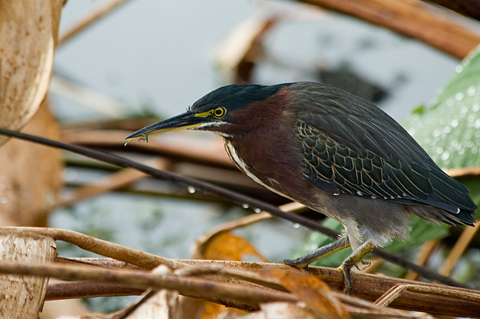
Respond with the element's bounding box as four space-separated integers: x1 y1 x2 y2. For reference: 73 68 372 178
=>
338 240 375 294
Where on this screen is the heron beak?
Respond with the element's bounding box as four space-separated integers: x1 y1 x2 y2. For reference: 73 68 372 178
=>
125 111 207 141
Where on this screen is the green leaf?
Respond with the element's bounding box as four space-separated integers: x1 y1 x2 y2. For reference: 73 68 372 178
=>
403 45 480 171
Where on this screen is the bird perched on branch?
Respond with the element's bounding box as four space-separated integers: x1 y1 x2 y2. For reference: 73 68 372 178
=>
126 82 477 293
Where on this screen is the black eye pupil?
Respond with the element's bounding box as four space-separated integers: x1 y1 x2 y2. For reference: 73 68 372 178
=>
215 108 223 116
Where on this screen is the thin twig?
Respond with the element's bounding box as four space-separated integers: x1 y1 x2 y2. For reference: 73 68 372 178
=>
46 281 144 300
369 249 466 288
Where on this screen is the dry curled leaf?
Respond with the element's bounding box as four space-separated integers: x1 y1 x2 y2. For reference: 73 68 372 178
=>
263 269 350 319
0 0 64 146
201 232 268 262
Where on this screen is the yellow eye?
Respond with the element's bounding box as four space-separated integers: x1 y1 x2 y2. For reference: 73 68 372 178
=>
213 107 226 117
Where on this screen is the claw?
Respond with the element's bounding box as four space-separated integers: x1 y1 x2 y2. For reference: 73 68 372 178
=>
339 240 375 294
339 254 357 294
337 265 352 295
355 259 372 271
281 257 310 270
280 257 308 269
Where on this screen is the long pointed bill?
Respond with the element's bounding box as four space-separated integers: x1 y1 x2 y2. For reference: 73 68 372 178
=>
125 111 208 141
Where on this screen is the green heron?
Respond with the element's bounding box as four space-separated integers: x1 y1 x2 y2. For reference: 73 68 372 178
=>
126 82 476 293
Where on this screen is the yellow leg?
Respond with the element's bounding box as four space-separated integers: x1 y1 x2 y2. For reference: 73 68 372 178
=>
338 239 375 294
282 236 350 269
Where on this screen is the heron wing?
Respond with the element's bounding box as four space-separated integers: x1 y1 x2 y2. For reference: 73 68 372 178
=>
291 83 476 220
